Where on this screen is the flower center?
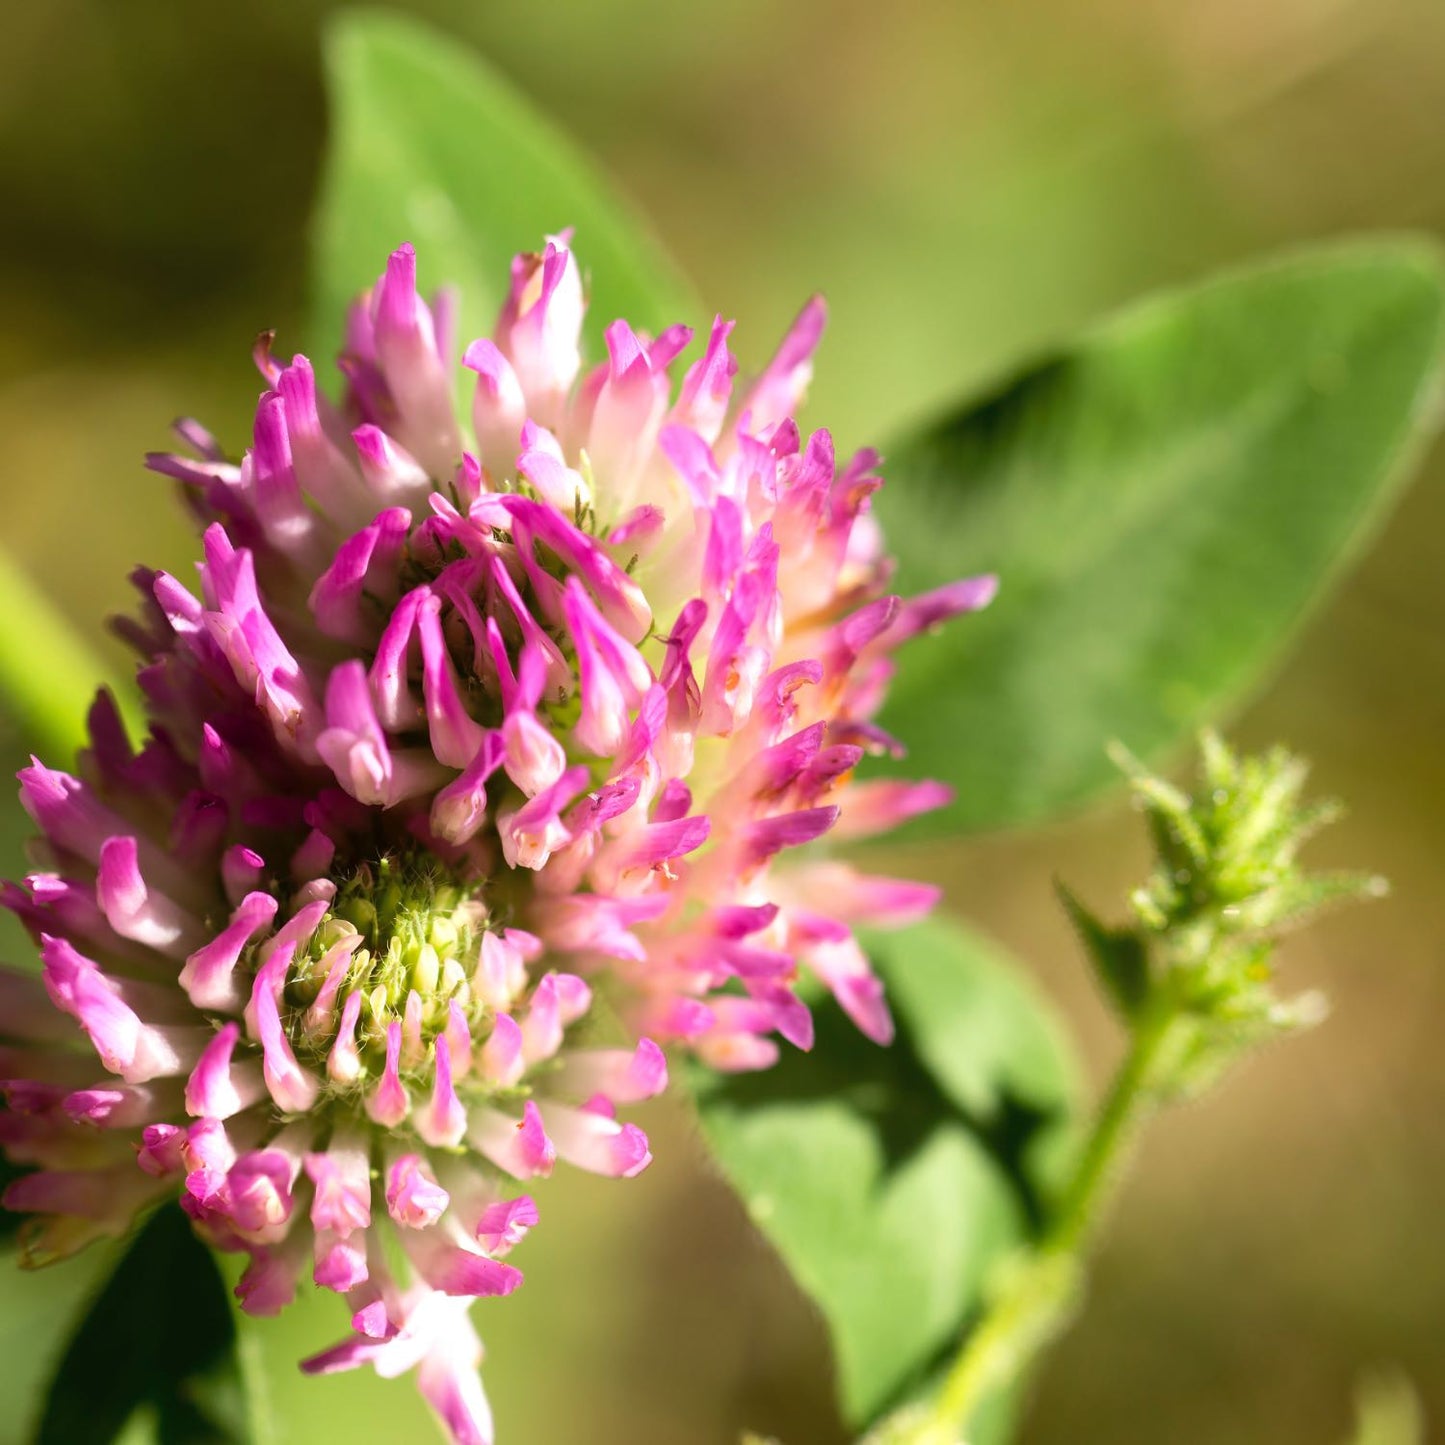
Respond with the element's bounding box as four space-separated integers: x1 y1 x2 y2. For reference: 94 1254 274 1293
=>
276 856 495 1079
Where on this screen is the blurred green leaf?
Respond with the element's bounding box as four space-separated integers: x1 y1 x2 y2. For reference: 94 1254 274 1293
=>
876 240 1445 834
696 915 1077 1428
0 1240 118 1444
310 9 700 370
0 550 132 763
35 1205 248 1445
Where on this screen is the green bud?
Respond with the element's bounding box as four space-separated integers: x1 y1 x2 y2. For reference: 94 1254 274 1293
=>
413 942 441 996
1064 733 1383 1089
265 851 498 1082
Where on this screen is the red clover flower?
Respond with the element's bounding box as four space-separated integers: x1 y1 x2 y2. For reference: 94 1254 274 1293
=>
0 236 992 1441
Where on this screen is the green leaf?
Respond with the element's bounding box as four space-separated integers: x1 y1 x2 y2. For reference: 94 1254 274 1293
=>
310 10 700 370
876 240 1445 834
0 1242 118 1442
696 915 1077 1428
0 549 136 762
35 1205 249 1445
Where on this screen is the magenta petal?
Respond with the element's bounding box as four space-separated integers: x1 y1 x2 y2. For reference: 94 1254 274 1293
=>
367 1021 410 1128
305 1140 372 1235
474 1195 539 1256
96 836 202 956
185 1022 264 1119
555 1038 668 1104
538 1102 651 1179
417 1339 495 1445
469 1100 555 1180
250 949 320 1113
386 1154 450 1228
416 1036 468 1148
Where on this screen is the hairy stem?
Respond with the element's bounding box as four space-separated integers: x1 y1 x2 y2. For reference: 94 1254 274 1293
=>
910 1002 1180 1445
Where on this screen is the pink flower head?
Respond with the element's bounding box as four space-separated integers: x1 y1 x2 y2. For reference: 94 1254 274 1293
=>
1 236 991 1441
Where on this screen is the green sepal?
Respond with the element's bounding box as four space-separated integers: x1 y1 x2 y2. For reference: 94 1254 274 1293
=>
1056 881 1150 1020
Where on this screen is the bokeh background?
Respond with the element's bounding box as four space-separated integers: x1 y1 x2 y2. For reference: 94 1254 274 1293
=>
2 1 1444 1441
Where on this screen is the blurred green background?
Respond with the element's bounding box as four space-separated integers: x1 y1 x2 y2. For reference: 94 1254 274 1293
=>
2 1 1444 1441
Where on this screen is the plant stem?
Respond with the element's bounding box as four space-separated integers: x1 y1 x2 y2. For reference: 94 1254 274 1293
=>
910 1002 1180 1445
